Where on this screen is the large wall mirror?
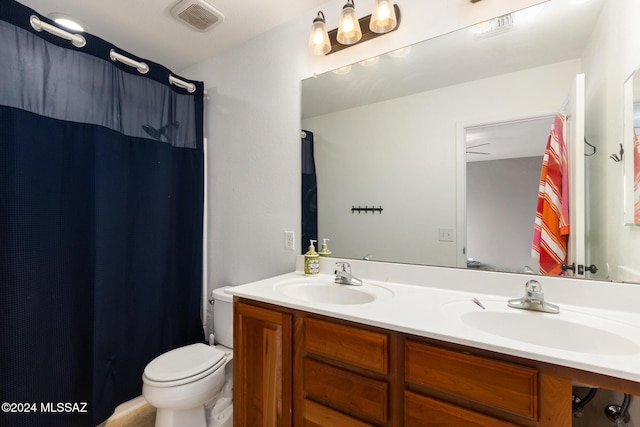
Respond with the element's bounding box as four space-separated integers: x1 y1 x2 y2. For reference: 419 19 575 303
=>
301 0 640 284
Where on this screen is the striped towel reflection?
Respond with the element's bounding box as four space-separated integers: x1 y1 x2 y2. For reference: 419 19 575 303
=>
634 128 640 223
532 113 569 275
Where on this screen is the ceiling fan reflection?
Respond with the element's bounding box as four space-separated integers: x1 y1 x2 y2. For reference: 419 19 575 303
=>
466 142 491 155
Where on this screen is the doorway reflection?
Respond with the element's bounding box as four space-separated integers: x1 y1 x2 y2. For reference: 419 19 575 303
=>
465 116 553 273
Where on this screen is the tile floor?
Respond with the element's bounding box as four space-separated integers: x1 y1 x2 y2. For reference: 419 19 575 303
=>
101 402 155 427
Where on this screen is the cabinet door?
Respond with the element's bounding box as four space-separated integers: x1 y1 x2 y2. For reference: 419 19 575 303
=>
303 398 374 427
303 358 389 424
405 341 538 421
235 301 292 427
304 317 389 374
404 391 515 427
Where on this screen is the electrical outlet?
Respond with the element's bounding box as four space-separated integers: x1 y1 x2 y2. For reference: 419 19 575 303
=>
284 230 295 250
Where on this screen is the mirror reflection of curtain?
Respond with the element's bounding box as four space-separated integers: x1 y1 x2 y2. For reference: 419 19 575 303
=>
301 130 318 253
0 3 204 426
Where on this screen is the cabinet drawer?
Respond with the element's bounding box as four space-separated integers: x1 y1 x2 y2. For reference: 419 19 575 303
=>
404 390 515 427
405 341 538 420
304 317 389 374
303 358 388 424
303 398 374 427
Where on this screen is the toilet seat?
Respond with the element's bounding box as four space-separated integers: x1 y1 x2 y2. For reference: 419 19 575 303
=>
143 343 226 387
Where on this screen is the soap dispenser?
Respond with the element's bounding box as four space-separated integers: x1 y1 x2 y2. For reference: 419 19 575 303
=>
319 238 332 257
304 239 320 275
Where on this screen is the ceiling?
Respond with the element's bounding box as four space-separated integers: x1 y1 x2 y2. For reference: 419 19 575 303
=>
465 116 553 162
17 0 328 71
301 0 605 119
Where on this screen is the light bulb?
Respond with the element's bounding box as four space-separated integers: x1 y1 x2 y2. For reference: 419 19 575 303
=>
48 13 85 32
342 18 354 33
369 0 397 33
313 29 324 45
378 4 390 20
308 11 331 55
337 1 362 45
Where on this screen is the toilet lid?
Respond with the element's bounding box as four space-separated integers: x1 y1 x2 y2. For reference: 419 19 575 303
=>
144 343 226 383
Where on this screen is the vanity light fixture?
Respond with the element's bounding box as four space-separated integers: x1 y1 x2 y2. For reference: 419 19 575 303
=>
309 1 401 56
358 56 380 66
369 0 397 33
337 0 362 45
332 65 352 75
387 45 411 58
308 11 331 55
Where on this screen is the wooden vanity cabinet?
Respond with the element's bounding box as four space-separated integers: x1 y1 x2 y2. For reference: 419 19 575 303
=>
404 391 516 427
299 316 398 426
234 301 293 427
234 299 574 427
405 340 539 426
404 340 573 426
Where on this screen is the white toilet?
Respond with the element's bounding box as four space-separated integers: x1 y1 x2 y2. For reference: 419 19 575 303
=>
142 286 234 427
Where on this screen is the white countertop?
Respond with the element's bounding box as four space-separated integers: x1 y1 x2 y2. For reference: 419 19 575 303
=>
226 256 640 384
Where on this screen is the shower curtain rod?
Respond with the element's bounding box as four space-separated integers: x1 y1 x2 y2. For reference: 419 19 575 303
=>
29 14 197 93
109 49 149 74
110 51 196 93
29 15 86 48
168 75 196 93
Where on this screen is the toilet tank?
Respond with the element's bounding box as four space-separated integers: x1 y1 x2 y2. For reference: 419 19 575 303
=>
212 286 233 348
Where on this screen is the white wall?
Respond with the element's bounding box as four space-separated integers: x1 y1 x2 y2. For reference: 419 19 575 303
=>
302 60 580 266
467 156 542 272
574 2 640 423
582 0 640 282
180 0 547 291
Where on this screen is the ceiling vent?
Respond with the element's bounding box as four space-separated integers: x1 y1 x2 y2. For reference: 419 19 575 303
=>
170 0 224 32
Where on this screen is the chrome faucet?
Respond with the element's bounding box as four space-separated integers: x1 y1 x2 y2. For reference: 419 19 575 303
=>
334 262 363 286
508 279 559 314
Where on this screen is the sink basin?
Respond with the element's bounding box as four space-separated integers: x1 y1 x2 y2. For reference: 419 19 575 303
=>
274 277 393 305
442 299 640 355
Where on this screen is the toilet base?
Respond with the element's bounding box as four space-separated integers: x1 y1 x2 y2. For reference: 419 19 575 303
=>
155 406 206 427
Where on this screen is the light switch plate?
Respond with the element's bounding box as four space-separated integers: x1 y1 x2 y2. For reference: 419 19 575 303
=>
439 228 454 242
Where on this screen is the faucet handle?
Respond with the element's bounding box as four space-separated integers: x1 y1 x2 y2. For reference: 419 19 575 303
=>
525 279 541 292
525 279 544 300
509 279 559 313
335 261 351 273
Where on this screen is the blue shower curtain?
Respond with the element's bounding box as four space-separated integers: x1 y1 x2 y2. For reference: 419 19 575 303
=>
301 130 318 253
0 3 204 426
